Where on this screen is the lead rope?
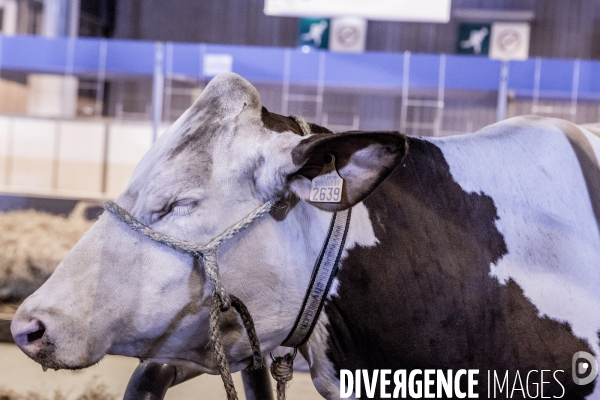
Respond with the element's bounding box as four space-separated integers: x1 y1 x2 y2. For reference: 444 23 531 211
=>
210 293 263 399
104 200 275 400
270 348 297 400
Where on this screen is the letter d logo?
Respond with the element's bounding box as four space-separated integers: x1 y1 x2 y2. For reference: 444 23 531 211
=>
573 351 598 385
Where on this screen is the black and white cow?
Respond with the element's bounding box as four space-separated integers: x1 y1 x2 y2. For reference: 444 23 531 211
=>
11 73 600 399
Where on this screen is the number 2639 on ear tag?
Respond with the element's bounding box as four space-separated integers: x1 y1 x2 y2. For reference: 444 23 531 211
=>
310 154 344 203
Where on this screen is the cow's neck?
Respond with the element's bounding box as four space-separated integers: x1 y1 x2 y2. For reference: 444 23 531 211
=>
268 198 378 356
222 196 376 355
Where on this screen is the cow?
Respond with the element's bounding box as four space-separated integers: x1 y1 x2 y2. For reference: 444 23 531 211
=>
11 72 600 399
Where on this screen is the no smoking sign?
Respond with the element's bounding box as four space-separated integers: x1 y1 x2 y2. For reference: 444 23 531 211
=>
329 17 367 53
489 22 531 61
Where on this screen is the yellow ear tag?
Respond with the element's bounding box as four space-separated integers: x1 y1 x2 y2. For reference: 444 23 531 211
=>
310 154 344 203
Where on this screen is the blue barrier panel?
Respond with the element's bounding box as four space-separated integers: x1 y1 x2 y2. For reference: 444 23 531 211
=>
324 51 404 89
73 38 102 74
105 39 155 75
409 54 441 89
445 55 502 90
170 42 202 79
207 44 285 82
170 43 203 79
1 35 69 74
289 50 321 85
538 58 575 95
507 59 536 93
577 60 600 101
0 35 599 101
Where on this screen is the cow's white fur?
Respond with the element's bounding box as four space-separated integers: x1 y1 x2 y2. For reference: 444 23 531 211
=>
434 116 600 399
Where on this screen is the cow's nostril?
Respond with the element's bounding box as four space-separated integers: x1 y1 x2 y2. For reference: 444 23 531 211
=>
11 317 49 353
26 323 46 343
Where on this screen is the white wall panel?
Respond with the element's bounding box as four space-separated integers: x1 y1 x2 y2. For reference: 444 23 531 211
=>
106 122 153 198
0 117 12 186
10 118 57 190
56 121 106 194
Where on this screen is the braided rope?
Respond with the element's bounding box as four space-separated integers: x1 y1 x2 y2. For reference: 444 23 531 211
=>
105 199 276 310
270 351 296 400
203 250 231 310
104 199 276 400
230 295 264 370
291 115 311 136
210 295 238 399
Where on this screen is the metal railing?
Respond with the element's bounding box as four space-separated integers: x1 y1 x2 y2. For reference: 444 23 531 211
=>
0 35 598 197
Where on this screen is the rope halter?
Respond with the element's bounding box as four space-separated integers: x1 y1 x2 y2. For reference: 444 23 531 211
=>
104 198 278 400
105 199 276 310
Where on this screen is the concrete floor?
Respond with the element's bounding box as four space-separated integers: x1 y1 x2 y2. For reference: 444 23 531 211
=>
0 343 324 399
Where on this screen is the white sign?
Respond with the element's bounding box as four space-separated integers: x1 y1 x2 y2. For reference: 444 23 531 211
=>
329 17 367 53
203 54 233 77
265 0 452 23
489 22 530 61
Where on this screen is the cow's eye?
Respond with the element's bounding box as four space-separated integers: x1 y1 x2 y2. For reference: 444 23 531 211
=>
171 202 195 216
151 200 198 223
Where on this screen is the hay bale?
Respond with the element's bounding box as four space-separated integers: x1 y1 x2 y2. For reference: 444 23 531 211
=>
0 203 95 302
0 384 116 400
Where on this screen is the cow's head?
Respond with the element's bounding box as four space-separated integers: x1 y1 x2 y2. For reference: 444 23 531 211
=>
11 73 406 374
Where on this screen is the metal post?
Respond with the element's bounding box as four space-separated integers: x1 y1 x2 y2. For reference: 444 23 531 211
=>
0 35 12 187
570 59 580 117
164 42 174 123
497 61 510 122
95 40 107 117
62 36 76 117
531 57 541 114
281 49 291 116
68 0 80 38
199 43 206 82
66 37 75 75
399 51 410 133
433 54 446 136
315 51 326 124
152 42 165 142
51 122 61 190
100 122 110 194
5 119 14 187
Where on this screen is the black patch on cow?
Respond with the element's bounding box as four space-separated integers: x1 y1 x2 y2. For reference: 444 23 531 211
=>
261 107 303 136
308 122 333 134
168 117 220 161
323 138 594 399
261 107 332 136
167 96 224 161
270 192 301 222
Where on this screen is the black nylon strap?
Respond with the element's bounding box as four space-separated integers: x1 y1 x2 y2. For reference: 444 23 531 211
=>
281 208 352 348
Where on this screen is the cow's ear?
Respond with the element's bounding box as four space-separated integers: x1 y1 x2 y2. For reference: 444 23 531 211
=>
288 131 408 211
195 73 262 119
